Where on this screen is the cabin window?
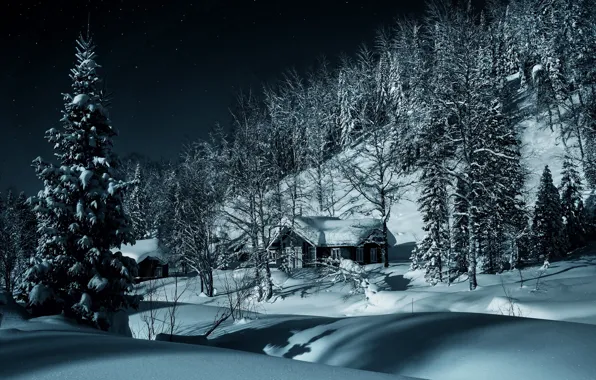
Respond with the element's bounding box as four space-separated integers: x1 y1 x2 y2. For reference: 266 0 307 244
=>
356 247 364 262
155 266 162 277
370 248 378 263
331 248 340 260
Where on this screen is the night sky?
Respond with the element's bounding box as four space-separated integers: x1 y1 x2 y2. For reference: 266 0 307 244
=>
0 0 427 195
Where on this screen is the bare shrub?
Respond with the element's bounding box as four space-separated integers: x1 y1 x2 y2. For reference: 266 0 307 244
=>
134 275 192 340
531 260 550 293
499 276 524 317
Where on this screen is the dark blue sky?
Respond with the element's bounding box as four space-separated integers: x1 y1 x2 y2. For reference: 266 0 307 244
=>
0 0 428 195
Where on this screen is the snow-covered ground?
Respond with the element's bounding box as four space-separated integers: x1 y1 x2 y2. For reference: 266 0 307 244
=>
128 243 596 325
0 311 416 380
118 242 596 380
4 246 596 380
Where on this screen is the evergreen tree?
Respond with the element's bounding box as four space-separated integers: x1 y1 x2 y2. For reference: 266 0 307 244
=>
584 128 596 191
0 191 38 292
16 191 38 259
416 153 451 285
414 108 452 284
451 177 469 275
0 193 10 290
584 192 596 239
128 163 148 239
531 165 566 261
18 34 139 330
559 156 587 250
158 175 183 264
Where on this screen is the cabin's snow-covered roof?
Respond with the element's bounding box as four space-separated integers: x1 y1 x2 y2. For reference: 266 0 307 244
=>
285 216 383 247
114 238 166 264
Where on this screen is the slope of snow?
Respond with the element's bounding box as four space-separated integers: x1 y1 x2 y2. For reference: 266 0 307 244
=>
0 318 417 380
257 113 571 258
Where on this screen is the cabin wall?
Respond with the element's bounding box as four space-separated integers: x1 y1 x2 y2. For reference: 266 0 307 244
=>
271 231 315 268
316 244 382 264
138 259 168 279
269 227 385 267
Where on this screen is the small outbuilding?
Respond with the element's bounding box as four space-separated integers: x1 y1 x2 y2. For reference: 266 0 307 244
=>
116 239 169 282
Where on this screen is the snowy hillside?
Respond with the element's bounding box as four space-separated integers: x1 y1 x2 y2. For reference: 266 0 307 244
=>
258 114 576 257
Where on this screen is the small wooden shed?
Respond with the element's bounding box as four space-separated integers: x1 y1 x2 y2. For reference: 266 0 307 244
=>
117 239 169 282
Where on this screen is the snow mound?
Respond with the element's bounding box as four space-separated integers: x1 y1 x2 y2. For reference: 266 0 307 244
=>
0 325 415 380
205 312 596 380
486 296 524 317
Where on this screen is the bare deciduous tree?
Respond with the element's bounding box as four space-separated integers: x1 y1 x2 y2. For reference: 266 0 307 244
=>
223 92 275 301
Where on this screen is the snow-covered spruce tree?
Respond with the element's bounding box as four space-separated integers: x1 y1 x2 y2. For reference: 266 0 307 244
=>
451 177 469 275
531 165 566 262
158 172 183 263
0 193 14 291
0 191 38 293
18 34 139 329
128 163 148 239
416 130 451 285
16 191 38 259
585 192 596 239
559 156 587 250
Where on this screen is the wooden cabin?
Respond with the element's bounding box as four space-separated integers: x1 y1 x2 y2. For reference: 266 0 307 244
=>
267 216 390 269
117 239 169 283
137 256 169 280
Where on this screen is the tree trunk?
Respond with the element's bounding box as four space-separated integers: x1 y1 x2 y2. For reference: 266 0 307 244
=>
264 259 273 301
254 254 263 301
317 165 324 214
468 213 478 291
509 238 517 270
4 267 12 294
207 270 214 297
382 220 390 268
